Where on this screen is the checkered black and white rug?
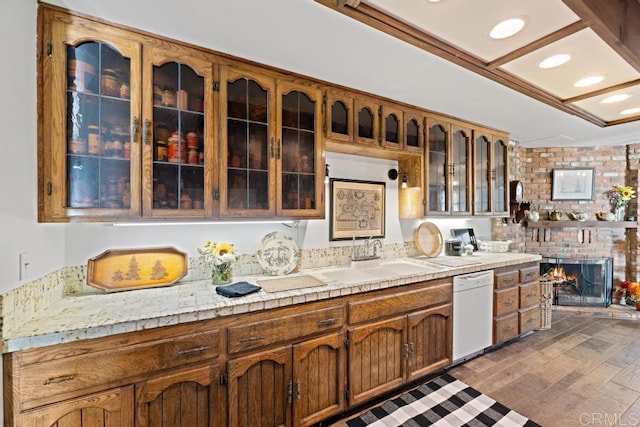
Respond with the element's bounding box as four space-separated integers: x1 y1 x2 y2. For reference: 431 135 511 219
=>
346 373 540 427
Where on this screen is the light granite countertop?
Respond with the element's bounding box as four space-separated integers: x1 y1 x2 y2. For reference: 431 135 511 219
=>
2 252 541 353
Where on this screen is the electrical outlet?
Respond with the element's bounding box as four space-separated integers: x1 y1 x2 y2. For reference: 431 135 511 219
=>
19 252 30 281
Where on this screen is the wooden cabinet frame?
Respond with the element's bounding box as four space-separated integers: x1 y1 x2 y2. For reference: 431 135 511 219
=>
354 95 380 146
472 128 509 216
325 89 355 143
380 104 404 151
425 116 473 216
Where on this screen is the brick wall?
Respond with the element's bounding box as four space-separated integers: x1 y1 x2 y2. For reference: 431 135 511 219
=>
493 144 640 285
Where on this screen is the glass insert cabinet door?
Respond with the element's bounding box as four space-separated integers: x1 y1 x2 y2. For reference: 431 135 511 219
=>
278 81 324 217
53 24 143 221
493 136 508 214
66 42 132 210
150 62 205 213
450 127 471 214
143 44 213 218
427 123 448 213
220 68 275 216
474 133 491 214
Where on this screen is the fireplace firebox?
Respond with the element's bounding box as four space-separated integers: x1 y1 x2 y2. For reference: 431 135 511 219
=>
540 257 613 308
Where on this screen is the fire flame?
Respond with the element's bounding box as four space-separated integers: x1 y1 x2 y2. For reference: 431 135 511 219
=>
548 266 578 286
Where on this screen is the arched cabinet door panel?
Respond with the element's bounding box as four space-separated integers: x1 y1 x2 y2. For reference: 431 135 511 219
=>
143 46 215 219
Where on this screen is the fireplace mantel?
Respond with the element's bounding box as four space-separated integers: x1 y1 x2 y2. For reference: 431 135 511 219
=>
526 220 638 228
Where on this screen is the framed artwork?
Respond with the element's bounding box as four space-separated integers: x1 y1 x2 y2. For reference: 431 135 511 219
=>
330 178 385 241
551 168 595 201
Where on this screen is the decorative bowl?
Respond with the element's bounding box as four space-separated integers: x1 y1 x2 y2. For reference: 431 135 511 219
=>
571 212 591 221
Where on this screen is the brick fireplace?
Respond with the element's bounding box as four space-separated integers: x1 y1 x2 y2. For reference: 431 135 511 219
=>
540 257 613 307
491 144 640 294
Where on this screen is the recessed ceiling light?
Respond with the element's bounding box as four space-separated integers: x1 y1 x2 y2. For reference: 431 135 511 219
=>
620 107 640 115
601 94 631 104
490 18 526 39
539 54 572 69
574 75 604 87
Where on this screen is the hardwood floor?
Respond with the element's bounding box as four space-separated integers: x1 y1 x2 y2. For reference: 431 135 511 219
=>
329 310 640 426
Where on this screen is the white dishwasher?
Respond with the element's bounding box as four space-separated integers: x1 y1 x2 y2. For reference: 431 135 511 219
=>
452 270 494 364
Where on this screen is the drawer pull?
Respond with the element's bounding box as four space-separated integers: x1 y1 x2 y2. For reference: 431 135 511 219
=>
238 336 265 343
44 375 75 385
178 345 210 356
526 317 538 324
504 300 514 305
318 318 340 327
527 293 536 298
504 326 514 333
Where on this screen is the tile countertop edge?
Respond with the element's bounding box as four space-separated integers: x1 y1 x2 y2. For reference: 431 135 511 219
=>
1 253 542 353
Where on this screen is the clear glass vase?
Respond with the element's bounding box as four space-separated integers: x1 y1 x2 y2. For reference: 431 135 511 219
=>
212 262 233 285
614 205 626 221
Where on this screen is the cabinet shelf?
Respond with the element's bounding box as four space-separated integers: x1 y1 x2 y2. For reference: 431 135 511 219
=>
526 220 638 228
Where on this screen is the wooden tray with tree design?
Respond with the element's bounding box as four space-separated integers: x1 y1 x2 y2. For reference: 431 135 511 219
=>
87 247 188 292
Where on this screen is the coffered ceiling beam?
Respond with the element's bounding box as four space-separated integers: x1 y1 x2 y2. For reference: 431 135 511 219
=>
317 0 606 127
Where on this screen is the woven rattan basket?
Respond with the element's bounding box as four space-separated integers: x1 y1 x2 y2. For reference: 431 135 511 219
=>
538 279 554 330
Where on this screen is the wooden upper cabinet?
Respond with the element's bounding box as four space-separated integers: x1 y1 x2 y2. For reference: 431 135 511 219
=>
277 80 325 218
492 134 509 216
325 89 354 143
450 124 472 215
425 119 449 215
142 43 216 219
354 95 379 146
473 129 509 216
404 109 424 155
380 104 403 151
473 129 492 215
425 116 471 216
39 12 143 222
219 66 277 217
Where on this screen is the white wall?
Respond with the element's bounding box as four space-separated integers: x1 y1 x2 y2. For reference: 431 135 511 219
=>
65 153 405 264
0 0 66 295
0 0 494 294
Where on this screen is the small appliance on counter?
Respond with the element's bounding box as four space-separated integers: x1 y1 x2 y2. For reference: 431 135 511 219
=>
450 228 478 251
444 238 463 256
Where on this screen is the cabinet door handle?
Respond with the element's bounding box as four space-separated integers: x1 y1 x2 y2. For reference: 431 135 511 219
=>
277 138 281 160
318 318 339 327
409 342 415 357
270 137 275 159
143 119 150 145
131 116 138 144
238 336 265 343
177 345 210 356
44 374 75 385
295 380 301 400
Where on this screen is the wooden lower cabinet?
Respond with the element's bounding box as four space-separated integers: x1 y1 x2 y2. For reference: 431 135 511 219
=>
347 303 452 406
407 304 452 382
227 332 346 427
135 364 225 427
6 268 550 427
348 317 406 406
18 386 134 427
493 262 541 345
